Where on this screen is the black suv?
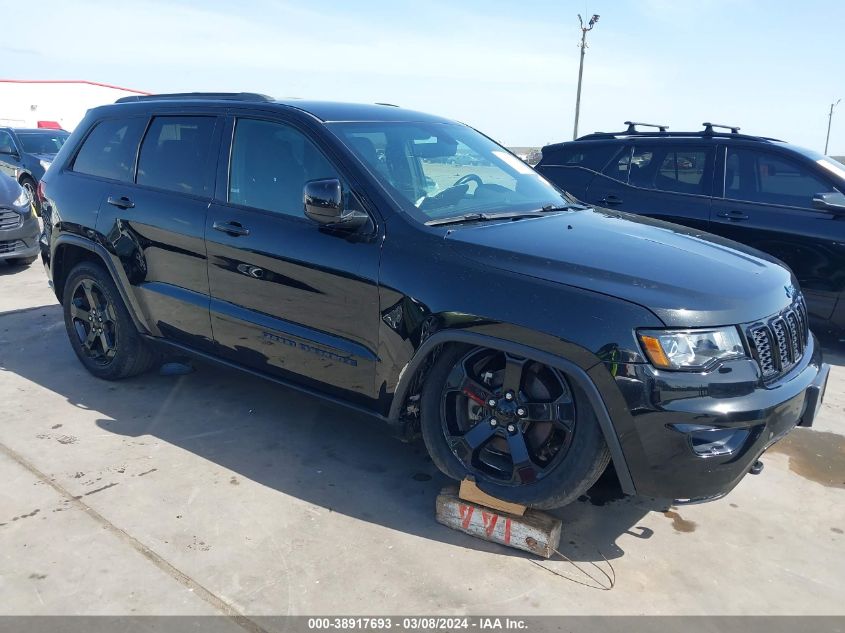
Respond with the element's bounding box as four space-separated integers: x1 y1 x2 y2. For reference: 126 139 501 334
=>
39 95 829 508
536 122 845 335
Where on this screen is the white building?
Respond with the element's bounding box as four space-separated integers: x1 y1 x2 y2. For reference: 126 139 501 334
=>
0 79 148 131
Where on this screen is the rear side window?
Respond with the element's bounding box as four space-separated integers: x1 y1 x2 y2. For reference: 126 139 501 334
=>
543 143 618 171
137 116 216 195
628 145 712 195
725 148 834 208
72 118 146 182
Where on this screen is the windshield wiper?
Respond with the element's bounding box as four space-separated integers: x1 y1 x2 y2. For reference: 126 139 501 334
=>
425 212 543 227
540 202 589 212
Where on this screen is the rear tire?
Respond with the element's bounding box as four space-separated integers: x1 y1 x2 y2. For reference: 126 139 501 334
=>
62 262 158 380
420 344 610 509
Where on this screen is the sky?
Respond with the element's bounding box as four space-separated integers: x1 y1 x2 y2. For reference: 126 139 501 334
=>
2 0 844 153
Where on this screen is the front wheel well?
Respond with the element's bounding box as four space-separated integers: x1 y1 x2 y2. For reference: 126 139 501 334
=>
389 330 637 496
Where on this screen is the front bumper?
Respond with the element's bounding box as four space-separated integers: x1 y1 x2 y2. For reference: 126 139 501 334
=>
0 212 40 261
607 333 827 502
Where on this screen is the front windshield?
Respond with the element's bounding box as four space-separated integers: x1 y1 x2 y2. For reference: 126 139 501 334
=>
329 121 572 222
17 132 69 155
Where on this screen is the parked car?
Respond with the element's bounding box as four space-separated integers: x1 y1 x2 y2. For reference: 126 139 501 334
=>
0 172 39 266
536 121 845 335
40 95 828 508
0 126 70 214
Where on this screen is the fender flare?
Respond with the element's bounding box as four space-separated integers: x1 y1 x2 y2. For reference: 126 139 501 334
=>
52 234 152 335
388 330 636 495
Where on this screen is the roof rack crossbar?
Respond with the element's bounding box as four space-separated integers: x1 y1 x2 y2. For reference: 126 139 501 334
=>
115 92 274 104
702 122 740 135
624 120 669 133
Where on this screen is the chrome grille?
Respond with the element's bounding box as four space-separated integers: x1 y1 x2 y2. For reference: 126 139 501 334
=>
746 299 809 382
750 326 776 378
0 209 22 230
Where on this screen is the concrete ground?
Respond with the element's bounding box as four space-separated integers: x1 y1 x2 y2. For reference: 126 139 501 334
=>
1 260 843 618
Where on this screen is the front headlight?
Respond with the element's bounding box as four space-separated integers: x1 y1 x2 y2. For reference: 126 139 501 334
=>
638 327 746 370
40 159 52 171
12 188 31 209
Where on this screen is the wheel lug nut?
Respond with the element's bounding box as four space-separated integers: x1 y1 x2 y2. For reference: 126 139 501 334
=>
505 391 514 401
487 398 497 407
490 418 498 427
517 407 526 417
507 424 516 433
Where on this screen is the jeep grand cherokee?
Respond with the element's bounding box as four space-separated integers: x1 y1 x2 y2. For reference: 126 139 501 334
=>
38 93 829 508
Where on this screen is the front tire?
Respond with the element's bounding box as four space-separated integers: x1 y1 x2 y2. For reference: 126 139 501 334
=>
20 176 39 216
62 262 158 380
420 345 610 509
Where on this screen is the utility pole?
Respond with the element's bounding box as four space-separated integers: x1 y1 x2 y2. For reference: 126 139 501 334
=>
825 99 841 155
572 13 600 140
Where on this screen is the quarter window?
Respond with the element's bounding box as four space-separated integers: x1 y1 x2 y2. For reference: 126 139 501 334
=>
137 116 216 195
725 148 834 208
602 146 633 183
229 118 340 217
544 143 619 171
72 118 146 182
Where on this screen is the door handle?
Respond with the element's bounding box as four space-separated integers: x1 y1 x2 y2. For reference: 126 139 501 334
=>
107 195 135 209
599 194 623 205
716 211 749 221
213 220 250 237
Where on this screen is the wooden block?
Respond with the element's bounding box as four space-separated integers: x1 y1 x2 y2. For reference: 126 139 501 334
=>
459 478 526 516
436 489 561 558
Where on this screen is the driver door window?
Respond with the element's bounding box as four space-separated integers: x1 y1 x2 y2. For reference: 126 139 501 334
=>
725 148 834 209
229 118 340 218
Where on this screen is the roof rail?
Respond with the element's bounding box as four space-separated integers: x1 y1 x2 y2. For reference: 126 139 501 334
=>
702 122 740 135
624 121 669 133
114 92 274 104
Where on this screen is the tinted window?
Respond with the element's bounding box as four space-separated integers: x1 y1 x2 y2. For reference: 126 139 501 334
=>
628 145 711 195
72 118 146 182
725 148 834 208
602 146 633 182
229 118 340 217
543 143 618 171
0 130 17 154
137 117 216 195
17 132 69 154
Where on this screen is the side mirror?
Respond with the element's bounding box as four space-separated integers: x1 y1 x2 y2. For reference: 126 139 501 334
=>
303 179 368 230
812 192 845 213
0 148 18 157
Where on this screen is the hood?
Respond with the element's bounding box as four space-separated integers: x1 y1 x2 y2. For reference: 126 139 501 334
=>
444 208 798 327
0 173 25 206
31 153 56 162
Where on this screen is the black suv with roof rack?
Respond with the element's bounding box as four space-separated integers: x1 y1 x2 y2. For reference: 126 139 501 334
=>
537 121 845 335
38 95 828 508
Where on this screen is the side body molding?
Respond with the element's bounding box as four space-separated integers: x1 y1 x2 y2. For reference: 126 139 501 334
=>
387 330 637 496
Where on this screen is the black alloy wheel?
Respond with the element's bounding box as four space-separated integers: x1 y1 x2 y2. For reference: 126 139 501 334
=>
62 262 158 380
69 278 118 365
439 348 576 486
